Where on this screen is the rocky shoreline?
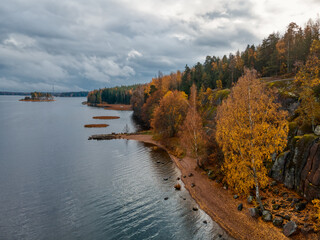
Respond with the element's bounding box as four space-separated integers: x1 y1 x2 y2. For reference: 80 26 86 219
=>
89 133 319 239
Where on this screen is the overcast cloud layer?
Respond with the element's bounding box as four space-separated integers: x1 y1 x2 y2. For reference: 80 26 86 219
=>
0 0 319 92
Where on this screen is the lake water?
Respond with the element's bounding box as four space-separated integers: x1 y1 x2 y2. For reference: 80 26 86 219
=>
0 96 230 240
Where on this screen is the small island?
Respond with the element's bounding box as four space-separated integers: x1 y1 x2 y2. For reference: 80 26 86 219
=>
20 92 54 102
84 124 109 128
92 116 120 120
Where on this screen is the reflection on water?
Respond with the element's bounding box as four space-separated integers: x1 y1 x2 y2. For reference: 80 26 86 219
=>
0 96 230 240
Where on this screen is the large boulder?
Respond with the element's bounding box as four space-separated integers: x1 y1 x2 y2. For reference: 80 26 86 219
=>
270 134 320 201
270 151 290 182
300 140 320 200
283 221 298 237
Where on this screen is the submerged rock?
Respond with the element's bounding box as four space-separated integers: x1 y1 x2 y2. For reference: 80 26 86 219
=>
164 197 168 200
174 183 181 190
238 203 243 211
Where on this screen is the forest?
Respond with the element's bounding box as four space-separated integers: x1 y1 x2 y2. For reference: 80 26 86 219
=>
91 17 319 201
87 85 139 104
88 18 319 104
87 18 320 233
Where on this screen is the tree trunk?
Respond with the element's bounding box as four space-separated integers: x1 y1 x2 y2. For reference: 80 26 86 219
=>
253 166 264 211
196 158 202 168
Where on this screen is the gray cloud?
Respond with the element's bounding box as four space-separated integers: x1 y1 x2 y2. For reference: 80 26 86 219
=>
0 0 318 91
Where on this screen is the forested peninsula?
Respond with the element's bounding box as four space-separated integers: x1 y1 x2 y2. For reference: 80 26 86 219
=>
88 18 320 239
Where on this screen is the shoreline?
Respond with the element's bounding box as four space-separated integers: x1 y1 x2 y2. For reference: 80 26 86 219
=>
19 99 55 102
116 134 316 240
86 102 132 111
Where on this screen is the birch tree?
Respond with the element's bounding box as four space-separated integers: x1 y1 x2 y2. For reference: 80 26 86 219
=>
216 69 288 209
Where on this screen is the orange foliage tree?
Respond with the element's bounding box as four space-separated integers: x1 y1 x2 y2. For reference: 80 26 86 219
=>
295 39 320 132
180 85 207 167
216 69 288 209
151 90 188 139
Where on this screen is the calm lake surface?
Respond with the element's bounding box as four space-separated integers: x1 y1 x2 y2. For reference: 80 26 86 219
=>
0 96 230 240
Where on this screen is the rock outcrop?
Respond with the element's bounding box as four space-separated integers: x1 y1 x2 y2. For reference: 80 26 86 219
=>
270 134 320 201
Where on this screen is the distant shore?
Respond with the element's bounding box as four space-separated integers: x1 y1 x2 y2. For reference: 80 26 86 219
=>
85 102 132 111
113 134 316 240
19 99 55 102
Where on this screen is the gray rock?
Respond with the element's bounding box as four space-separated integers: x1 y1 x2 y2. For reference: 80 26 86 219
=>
283 221 298 237
272 204 281 210
293 198 302 203
247 196 254 204
262 210 272 222
315 125 320 136
270 151 289 183
271 180 278 186
238 203 243 211
273 216 284 227
249 208 259 218
192 207 198 211
270 134 320 201
233 195 239 199
295 202 307 211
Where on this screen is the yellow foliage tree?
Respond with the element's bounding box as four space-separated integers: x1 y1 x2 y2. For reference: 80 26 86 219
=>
295 39 320 132
216 69 288 209
216 80 223 90
180 85 207 167
151 90 188 139
312 199 320 231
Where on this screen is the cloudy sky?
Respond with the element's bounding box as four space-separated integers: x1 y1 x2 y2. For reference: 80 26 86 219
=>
0 0 319 92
